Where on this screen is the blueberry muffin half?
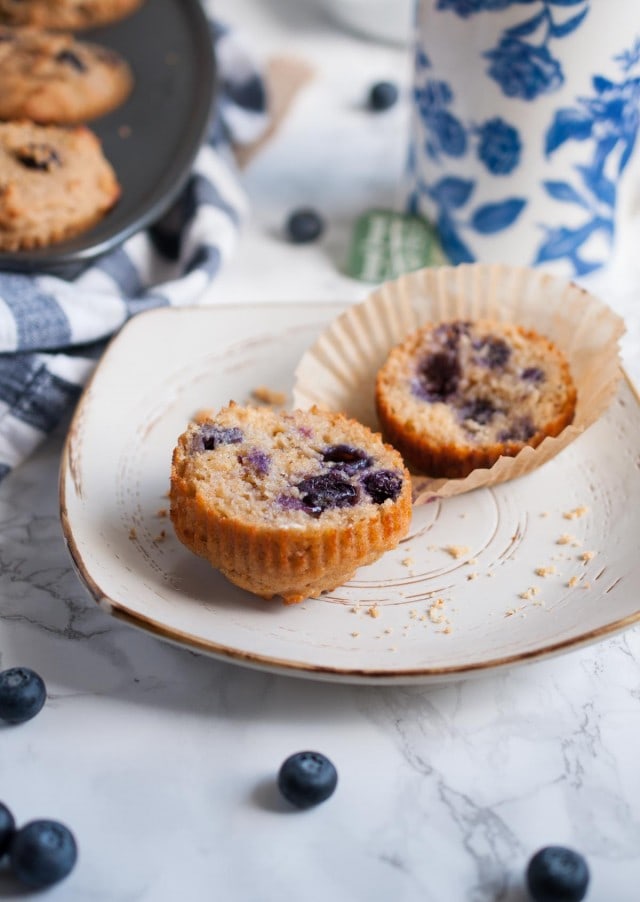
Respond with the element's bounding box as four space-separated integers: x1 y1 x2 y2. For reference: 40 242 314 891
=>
170 404 412 603
0 27 133 123
0 120 120 250
375 320 577 479
0 0 144 30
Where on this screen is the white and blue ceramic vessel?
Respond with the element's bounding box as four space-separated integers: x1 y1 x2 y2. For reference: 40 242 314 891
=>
408 0 640 276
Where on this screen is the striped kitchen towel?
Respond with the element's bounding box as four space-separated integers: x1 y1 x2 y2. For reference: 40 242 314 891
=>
0 21 267 483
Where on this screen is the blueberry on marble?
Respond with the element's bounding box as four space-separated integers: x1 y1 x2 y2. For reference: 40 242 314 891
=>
285 208 325 244
296 472 358 517
193 424 243 453
473 336 511 369
526 846 589 902
0 667 46 725
9 820 77 889
363 470 402 504
0 802 15 858
368 81 399 111
322 445 372 474
458 397 497 425
413 351 461 402
277 751 338 809
522 366 546 383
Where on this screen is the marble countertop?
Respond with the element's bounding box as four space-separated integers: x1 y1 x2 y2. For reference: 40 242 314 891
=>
1 1 639 899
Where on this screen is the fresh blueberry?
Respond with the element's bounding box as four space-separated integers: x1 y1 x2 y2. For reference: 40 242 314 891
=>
277 751 338 809
9 820 77 889
0 667 46 724
322 445 372 474
526 846 589 902
285 208 325 244
413 350 460 402
368 81 399 111
15 143 61 172
0 802 15 857
296 472 358 517
363 469 403 504
192 425 243 453
458 397 497 425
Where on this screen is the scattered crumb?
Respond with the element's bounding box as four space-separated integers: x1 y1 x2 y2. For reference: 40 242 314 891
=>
251 385 287 406
117 124 132 139
535 565 557 577
383 627 393 635
486 570 494 577
532 599 545 607
368 605 381 619
428 599 447 624
402 556 415 568
459 512 468 519
540 511 549 518
409 609 418 620
154 530 167 543
443 544 470 559
581 582 591 590
350 631 360 638
388 646 397 653
556 533 575 545
563 505 589 520
467 557 478 565
519 586 540 600
156 508 167 518
505 608 516 617
579 551 596 564
441 626 453 635
466 572 479 581
128 527 137 540
567 575 580 588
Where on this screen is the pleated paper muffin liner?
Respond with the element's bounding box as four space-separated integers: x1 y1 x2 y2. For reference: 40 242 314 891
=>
292 264 625 501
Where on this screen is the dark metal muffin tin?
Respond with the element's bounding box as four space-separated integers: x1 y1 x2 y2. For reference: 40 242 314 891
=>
0 0 216 275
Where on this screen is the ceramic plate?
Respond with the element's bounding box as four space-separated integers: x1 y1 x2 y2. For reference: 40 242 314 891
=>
60 303 640 684
0 0 215 275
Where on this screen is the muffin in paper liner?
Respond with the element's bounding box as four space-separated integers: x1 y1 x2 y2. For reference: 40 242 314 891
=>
292 264 625 501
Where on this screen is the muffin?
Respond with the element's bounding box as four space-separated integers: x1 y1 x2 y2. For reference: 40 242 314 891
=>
0 0 144 30
0 27 133 124
0 120 120 250
375 319 577 478
170 403 412 603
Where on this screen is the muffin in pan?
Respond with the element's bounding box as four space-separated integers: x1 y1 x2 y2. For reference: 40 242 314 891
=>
0 0 144 30
375 319 577 478
0 120 120 251
170 403 412 604
0 26 133 124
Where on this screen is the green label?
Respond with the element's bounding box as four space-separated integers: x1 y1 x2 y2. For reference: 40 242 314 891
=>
346 210 447 283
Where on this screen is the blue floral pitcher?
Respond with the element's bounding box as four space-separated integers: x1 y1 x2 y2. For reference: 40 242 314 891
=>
408 0 640 276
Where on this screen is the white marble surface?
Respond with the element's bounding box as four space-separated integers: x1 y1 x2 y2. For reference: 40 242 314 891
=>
2 0 640 899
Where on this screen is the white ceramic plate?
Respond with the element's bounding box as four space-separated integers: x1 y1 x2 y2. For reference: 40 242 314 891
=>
60 303 640 684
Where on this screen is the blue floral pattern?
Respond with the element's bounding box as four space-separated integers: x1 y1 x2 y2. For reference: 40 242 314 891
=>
411 54 527 263
438 0 591 100
535 40 640 274
476 118 522 173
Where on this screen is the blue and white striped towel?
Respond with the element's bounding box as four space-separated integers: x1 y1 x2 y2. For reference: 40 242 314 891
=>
0 22 268 483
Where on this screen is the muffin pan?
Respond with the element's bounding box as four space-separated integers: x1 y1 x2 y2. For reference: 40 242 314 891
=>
0 0 216 274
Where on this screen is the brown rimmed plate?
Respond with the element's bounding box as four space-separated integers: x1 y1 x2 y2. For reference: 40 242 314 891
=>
59 302 640 684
